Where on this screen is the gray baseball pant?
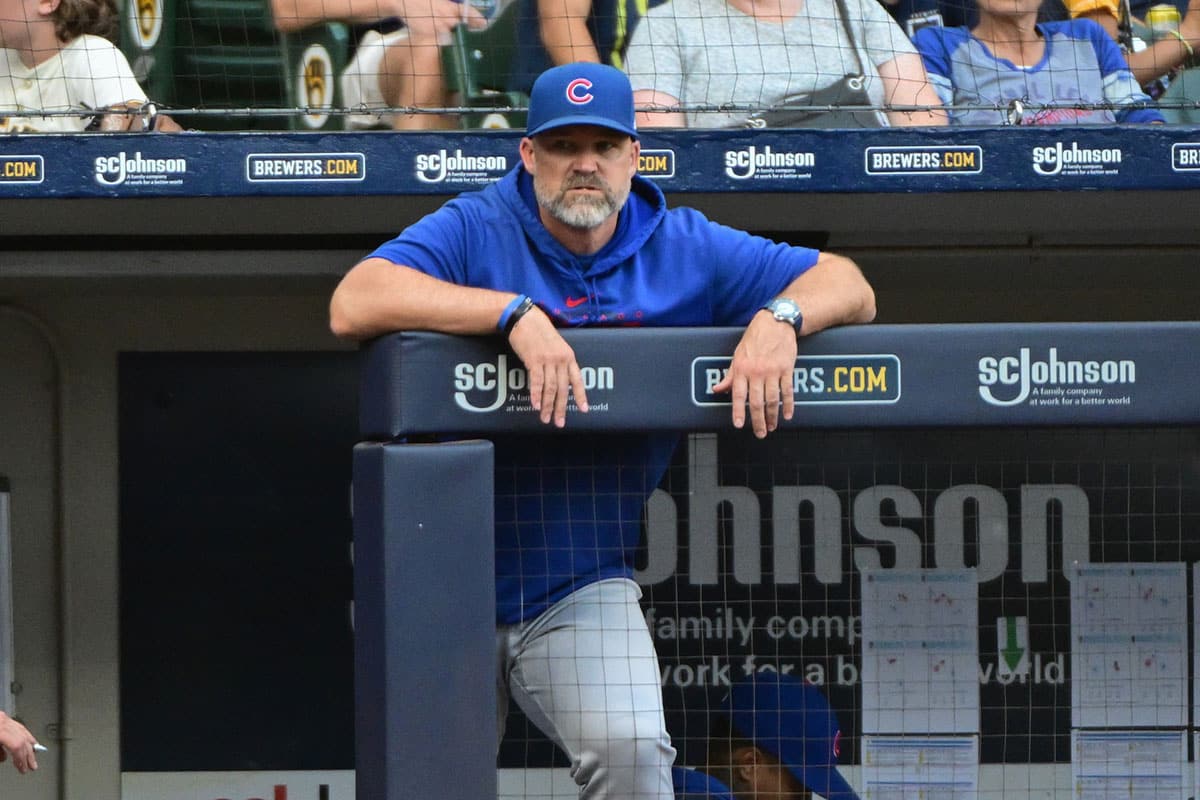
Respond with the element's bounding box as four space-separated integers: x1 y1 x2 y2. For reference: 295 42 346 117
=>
496 577 676 799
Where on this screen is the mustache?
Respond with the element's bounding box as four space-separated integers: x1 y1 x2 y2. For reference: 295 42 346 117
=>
563 175 608 191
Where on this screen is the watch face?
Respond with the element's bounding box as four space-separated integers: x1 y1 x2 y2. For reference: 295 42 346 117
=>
769 298 800 323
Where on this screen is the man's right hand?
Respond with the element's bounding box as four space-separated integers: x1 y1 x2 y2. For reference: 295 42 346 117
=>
395 0 487 43
507 307 590 427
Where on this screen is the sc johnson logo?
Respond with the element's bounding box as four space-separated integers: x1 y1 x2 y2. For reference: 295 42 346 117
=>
724 145 815 180
865 146 981 175
246 153 365 182
1170 142 1200 171
94 151 186 186
638 149 675 178
454 354 613 413
1032 141 1122 176
0 155 43 184
691 355 900 406
415 150 508 184
978 347 1136 407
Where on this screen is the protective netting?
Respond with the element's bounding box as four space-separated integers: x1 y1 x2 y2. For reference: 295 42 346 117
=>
4 0 1200 131
499 427 1200 799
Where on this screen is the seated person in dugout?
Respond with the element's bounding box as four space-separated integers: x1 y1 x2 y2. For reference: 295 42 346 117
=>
913 0 1165 123
1061 0 1200 89
1 0 181 131
270 0 488 129
623 0 948 128
674 672 860 800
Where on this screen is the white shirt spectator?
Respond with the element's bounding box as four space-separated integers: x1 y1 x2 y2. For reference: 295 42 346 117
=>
1 34 146 132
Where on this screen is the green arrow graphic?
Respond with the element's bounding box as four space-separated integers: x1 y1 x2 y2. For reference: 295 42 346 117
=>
1002 617 1024 672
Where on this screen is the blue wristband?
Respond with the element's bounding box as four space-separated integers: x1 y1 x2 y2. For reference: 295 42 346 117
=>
503 296 536 335
497 294 529 332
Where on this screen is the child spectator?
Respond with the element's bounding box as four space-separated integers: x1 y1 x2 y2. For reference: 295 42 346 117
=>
913 0 1164 123
1 0 180 131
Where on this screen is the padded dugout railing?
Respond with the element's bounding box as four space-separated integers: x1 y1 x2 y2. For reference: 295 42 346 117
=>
352 322 1200 799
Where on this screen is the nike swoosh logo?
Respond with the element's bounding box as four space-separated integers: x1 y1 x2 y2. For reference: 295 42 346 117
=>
565 296 588 308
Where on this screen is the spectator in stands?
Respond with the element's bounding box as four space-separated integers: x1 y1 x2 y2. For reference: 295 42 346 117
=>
913 0 1165 124
507 0 667 94
624 0 947 128
674 672 859 800
0 0 181 131
0 711 39 774
1061 0 1200 88
272 0 487 129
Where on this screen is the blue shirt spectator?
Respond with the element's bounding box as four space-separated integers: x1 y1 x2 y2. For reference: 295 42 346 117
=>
915 17 1164 123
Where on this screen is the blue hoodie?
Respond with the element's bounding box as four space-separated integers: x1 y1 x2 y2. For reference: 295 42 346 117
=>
673 766 737 799
369 165 818 623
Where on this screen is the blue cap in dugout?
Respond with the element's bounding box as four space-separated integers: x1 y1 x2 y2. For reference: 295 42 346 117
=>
526 63 639 140
727 672 862 800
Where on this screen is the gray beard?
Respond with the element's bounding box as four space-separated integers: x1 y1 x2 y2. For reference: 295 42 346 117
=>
536 178 629 230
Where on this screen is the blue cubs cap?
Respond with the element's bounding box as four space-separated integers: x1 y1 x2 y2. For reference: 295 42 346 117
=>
727 673 861 800
526 63 638 139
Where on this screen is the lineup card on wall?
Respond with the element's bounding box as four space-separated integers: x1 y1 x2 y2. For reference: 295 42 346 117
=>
1071 730 1185 800
860 569 979 734
861 735 979 800
1069 563 1187 729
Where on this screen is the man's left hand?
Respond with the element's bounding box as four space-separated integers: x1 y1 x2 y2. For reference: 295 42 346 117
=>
712 310 798 438
0 712 40 774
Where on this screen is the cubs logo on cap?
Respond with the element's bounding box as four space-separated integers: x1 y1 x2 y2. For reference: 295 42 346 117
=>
526 63 638 139
566 78 594 105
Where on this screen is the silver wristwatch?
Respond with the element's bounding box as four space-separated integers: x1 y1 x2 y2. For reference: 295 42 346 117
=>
763 297 804 331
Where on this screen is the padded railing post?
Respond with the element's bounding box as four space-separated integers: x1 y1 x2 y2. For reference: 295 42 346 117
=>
353 440 496 800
